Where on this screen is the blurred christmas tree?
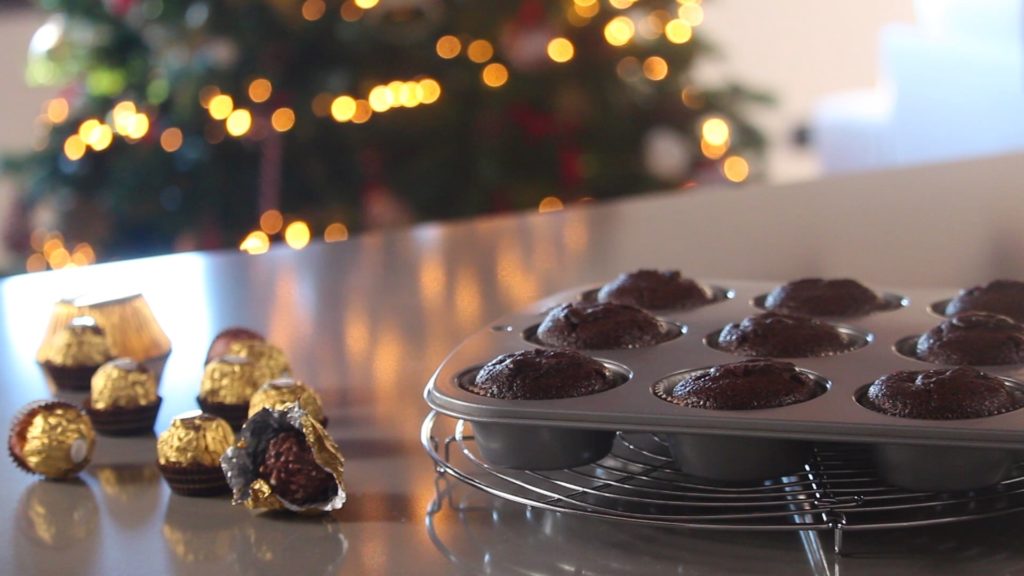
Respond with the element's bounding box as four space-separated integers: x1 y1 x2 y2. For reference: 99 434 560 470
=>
3 0 767 271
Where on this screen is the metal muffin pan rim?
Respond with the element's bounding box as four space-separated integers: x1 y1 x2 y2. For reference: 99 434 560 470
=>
424 280 1024 451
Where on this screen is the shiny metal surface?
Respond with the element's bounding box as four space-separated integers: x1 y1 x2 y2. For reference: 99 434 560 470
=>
2 153 1024 574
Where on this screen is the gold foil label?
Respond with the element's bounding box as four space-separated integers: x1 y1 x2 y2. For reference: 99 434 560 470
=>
226 341 290 387
157 412 234 467
91 358 158 409
248 379 325 422
19 404 96 479
199 356 260 405
44 320 112 367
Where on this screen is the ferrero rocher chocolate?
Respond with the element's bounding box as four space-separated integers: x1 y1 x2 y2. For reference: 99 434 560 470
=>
199 356 260 405
207 327 265 364
156 411 234 496
8 401 96 479
225 340 290 386
248 378 326 424
91 358 158 410
40 317 113 391
221 405 345 513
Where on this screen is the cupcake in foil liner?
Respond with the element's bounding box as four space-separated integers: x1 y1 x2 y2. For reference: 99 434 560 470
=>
248 378 327 425
85 358 162 436
8 400 96 480
39 317 113 392
221 404 345 514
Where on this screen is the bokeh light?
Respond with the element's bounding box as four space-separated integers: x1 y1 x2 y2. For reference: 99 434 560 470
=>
331 96 357 122
604 16 635 46
538 196 564 213
324 223 349 242
226 109 252 137
643 56 669 81
723 155 750 182
701 117 730 146
284 221 311 249
271 107 295 132
209 95 234 120
467 39 494 63
248 78 272 103
160 127 183 152
547 38 574 63
665 19 692 43
482 63 509 88
436 35 461 59
260 209 284 234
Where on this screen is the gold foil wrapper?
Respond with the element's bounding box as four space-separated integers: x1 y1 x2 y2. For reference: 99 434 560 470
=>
157 411 235 467
226 340 290 386
248 378 325 422
199 356 261 405
91 358 158 410
221 405 346 513
37 294 171 363
43 317 112 367
9 401 96 479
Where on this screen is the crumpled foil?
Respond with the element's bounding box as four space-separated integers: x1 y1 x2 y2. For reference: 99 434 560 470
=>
220 404 345 513
90 358 158 409
247 378 325 422
157 411 235 467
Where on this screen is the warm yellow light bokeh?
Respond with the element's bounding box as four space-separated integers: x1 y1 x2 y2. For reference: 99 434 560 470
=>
331 95 357 122
271 107 296 132
573 1 599 18
301 0 326 21
209 95 234 120
368 85 394 112
467 39 494 63
226 109 253 137
46 98 69 124
240 231 270 255
643 56 669 81
436 35 461 59
604 16 635 46
419 79 442 104
609 0 636 8
340 0 362 21
678 4 704 26
400 81 421 107
160 127 183 152
125 113 149 140
482 63 509 88
547 37 574 63
63 135 86 161
324 223 349 242
723 155 750 182
89 125 114 151
284 221 311 249
700 139 728 159
701 117 730 146
665 19 692 43
538 196 565 213
248 78 273 103
354 0 378 8
260 209 284 234
26 253 47 273
352 100 373 124
78 119 101 143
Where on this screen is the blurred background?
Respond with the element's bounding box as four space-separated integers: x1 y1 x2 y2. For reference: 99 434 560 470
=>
1 0 1020 276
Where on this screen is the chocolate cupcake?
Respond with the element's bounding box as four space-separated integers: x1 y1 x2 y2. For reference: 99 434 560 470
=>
715 312 853 358
85 358 162 436
464 349 618 400
206 327 264 364
535 302 673 350
666 359 822 410
916 312 1024 365
763 278 883 317
40 317 113 391
198 356 262 429
863 367 1021 420
945 280 1024 322
596 269 711 310
157 411 234 496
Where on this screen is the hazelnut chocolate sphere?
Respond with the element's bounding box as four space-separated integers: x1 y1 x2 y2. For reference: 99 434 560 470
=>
536 302 672 349
9 401 96 479
596 269 711 310
41 317 113 391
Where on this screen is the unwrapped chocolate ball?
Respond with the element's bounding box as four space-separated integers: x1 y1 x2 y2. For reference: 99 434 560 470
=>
157 411 234 496
248 378 326 424
40 317 113 391
86 358 162 436
206 327 264 364
221 405 345 513
9 400 96 479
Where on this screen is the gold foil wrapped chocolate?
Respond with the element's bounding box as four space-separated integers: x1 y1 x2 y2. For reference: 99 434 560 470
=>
8 401 96 479
221 404 346 513
225 340 290 386
37 294 171 365
43 317 112 367
157 411 234 468
199 356 261 405
91 358 158 410
248 378 325 423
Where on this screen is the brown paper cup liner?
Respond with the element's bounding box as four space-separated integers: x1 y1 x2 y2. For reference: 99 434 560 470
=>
86 397 162 437
197 397 249 430
41 363 101 392
158 463 230 497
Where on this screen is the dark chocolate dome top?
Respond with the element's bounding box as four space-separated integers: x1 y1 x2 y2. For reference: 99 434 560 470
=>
596 269 711 310
945 280 1024 323
715 312 851 358
864 367 1020 420
536 302 672 350
763 278 881 317
916 312 1024 366
466 349 618 400
667 359 822 411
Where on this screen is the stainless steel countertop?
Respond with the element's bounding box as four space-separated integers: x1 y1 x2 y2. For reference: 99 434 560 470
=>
2 153 1024 575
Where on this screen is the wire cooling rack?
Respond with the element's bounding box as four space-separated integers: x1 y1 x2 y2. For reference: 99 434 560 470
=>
421 411 1024 555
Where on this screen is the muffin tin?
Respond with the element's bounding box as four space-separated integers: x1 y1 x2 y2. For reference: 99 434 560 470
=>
423 280 1024 490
